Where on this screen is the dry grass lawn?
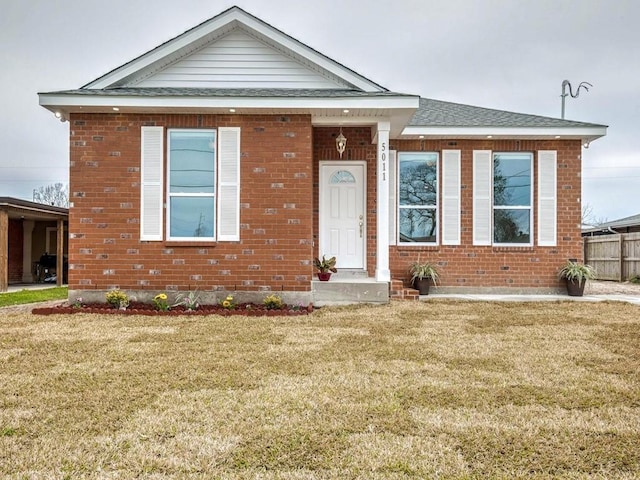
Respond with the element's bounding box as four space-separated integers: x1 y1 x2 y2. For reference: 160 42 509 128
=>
1 300 639 478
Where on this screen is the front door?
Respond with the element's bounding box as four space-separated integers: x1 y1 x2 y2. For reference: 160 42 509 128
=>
319 162 366 269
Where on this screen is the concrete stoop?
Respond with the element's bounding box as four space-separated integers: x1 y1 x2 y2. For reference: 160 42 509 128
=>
311 276 389 306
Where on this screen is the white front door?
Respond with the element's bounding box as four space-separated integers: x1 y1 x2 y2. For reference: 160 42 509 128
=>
319 162 366 269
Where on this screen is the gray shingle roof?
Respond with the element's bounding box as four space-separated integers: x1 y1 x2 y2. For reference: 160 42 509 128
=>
42 88 414 99
594 213 640 229
410 97 606 128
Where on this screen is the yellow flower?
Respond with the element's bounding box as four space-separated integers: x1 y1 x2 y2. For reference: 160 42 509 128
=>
226 295 233 301
222 300 231 308
155 293 167 301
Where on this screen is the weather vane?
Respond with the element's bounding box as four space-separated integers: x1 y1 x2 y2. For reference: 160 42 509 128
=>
561 80 592 119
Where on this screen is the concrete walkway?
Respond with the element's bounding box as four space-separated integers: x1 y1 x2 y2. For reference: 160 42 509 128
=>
426 293 640 305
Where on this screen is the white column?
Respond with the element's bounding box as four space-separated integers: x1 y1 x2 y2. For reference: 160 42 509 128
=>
376 121 391 282
22 220 35 283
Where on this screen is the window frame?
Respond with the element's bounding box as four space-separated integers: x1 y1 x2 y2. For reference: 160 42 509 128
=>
166 128 217 242
397 151 439 245
492 151 534 247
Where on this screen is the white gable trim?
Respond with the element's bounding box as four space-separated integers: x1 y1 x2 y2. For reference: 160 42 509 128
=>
85 7 385 92
134 29 349 89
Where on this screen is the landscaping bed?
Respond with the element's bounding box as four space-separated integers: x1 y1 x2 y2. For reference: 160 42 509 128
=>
32 301 313 316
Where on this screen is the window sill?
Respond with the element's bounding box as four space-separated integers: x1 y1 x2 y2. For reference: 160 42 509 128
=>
163 241 218 247
492 246 534 252
395 245 440 252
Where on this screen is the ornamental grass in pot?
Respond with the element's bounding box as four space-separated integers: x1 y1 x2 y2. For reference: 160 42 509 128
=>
558 260 596 296
409 260 440 295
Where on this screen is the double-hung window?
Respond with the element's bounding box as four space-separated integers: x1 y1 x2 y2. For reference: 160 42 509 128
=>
492 152 533 245
398 152 438 244
167 130 216 240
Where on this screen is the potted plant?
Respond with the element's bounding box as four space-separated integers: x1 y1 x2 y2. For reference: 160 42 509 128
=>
409 260 439 295
558 260 595 296
314 255 337 281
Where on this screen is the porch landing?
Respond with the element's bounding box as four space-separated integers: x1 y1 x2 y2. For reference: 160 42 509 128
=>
311 270 389 306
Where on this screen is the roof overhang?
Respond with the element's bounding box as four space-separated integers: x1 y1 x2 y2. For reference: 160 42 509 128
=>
39 93 420 138
0 198 68 222
401 126 608 145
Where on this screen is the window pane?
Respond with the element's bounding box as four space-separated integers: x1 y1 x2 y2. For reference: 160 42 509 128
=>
399 153 438 206
169 131 216 193
399 208 437 243
494 154 531 207
170 197 215 238
494 209 530 244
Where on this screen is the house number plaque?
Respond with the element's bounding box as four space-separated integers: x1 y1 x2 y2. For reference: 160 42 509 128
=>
381 141 387 181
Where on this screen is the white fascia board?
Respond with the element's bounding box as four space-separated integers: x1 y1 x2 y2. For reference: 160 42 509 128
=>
401 126 607 140
85 12 242 89
85 8 386 92
238 17 384 92
39 93 419 111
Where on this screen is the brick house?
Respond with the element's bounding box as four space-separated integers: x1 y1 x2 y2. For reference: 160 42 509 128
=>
38 6 606 304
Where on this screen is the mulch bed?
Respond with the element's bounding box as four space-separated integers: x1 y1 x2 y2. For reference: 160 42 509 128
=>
32 301 313 316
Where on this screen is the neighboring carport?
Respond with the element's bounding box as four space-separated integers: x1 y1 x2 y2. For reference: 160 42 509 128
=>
0 197 68 292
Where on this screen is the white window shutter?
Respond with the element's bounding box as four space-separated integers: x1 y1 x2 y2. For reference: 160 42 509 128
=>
389 150 397 246
473 150 492 246
538 150 557 246
140 126 164 241
217 127 241 241
442 149 461 245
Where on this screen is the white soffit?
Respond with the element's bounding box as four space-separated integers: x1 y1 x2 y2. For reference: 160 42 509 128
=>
401 126 608 141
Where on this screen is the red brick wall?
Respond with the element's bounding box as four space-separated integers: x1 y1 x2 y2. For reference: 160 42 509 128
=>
390 139 582 290
8 219 23 283
313 130 583 290
68 113 314 292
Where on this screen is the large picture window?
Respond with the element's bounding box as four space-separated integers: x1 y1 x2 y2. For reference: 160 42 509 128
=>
493 152 533 245
167 130 216 240
398 152 438 244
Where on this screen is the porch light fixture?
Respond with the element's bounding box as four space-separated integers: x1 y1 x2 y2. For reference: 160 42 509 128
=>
336 127 347 158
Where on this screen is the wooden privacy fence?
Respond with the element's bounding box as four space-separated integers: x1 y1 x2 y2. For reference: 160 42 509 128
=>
584 232 640 281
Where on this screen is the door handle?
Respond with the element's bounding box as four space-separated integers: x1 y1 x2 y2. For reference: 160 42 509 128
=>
359 215 364 238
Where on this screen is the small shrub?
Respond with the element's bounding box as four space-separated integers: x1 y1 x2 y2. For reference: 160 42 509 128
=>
629 275 640 284
106 290 129 309
263 294 284 310
153 293 170 311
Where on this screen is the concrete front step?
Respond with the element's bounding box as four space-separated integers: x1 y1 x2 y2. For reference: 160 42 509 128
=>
311 277 389 306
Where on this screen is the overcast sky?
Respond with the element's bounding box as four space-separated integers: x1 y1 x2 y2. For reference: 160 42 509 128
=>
1 0 638 223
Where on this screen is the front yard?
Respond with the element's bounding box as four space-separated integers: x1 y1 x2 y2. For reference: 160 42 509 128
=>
1 300 638 478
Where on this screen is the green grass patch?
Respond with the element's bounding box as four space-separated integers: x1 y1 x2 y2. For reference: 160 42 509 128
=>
0 287 67 307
